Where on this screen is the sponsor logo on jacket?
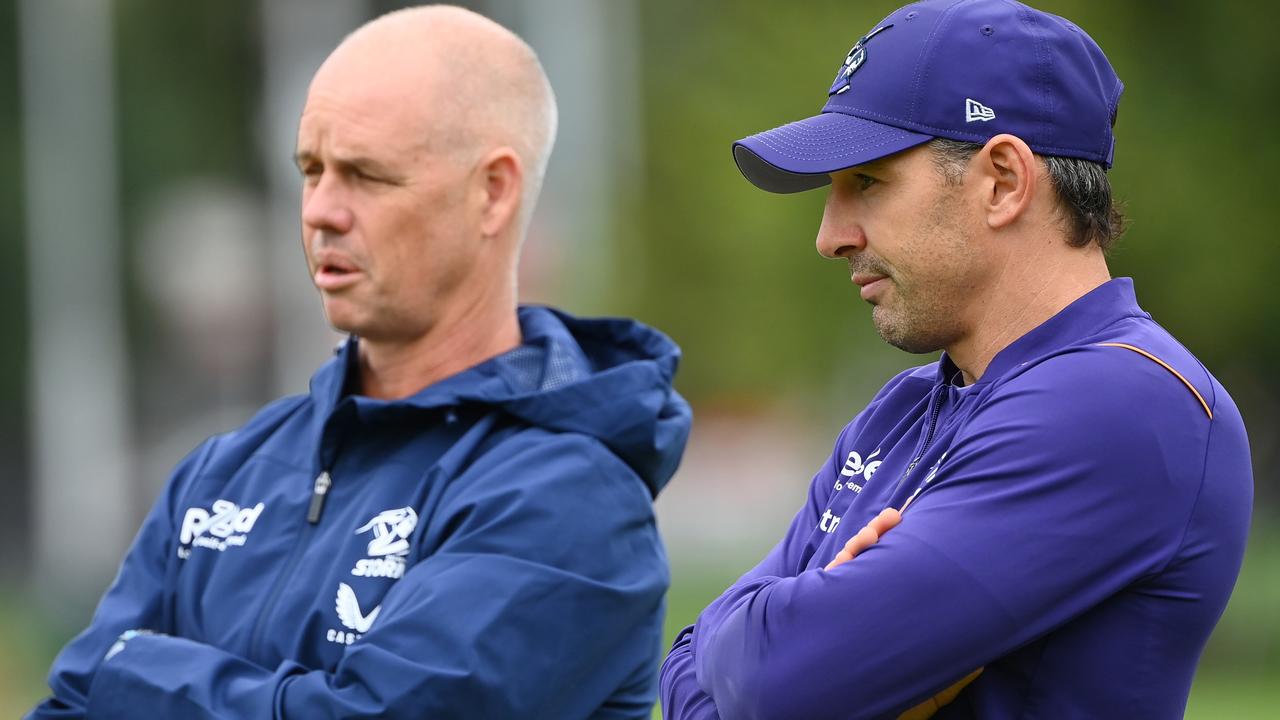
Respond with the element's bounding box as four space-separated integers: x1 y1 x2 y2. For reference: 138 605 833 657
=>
819 508 843 534
328 582 381 646
835 448 882 493
327 507 418 646
177 499 265 559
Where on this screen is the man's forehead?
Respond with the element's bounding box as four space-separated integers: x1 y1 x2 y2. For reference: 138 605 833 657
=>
308 14 467 112
296 88 428 158
843 144 929 176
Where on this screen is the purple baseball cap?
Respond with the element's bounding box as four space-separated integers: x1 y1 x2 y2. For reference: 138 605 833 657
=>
733 0 1124 193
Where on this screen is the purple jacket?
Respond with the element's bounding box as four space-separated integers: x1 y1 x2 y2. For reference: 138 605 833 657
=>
661 278 1252 719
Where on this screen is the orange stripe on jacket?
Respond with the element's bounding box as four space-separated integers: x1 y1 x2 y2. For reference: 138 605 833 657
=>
1096 342 1213 420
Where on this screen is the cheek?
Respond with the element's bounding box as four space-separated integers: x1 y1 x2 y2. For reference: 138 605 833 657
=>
364 177 479 288
389 219 472 296
905 205 974 279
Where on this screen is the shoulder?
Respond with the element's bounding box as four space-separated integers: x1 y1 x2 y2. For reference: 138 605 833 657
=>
469 424 632 471
176 394 312 483
831 361 937 444
452 426 653 510
969 342 1219 489
992 328 1220 429
225 393 312 439
195 393 311 455
875 362 938 401
846 361 938 426
437 426 666 576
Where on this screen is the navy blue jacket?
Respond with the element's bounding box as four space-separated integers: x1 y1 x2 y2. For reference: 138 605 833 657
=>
32 306 691 719
661 278 1252 719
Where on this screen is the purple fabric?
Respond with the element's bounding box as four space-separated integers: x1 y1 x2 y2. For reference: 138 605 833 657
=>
660 279 1253 719
733 0 1124 193
732 114 932 194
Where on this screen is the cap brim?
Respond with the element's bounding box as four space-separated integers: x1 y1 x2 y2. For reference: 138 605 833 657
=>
733 112 934 194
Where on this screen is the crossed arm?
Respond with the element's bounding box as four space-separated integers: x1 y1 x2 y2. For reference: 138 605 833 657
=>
30 436 666 719
661 507 975 720
660 361 1188 720
828 509 982 720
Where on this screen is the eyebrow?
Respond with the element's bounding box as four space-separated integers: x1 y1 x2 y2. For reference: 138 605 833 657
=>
852 157 893 174
293 150 400 179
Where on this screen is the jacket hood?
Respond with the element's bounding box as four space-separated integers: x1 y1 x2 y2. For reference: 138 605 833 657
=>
310 305 692 496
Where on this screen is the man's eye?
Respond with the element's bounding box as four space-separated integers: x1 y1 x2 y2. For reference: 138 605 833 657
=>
856 173 878 190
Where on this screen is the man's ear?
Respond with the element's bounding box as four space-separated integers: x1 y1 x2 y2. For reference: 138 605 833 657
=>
976 134 1038 231
476 147 524 239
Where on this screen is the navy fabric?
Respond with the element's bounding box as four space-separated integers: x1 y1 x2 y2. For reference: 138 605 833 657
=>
661 278 1252 719
734 0 1125 193
30 305 692 720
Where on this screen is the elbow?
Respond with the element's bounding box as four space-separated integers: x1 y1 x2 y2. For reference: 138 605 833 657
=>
697 604 792 720
701 640 802 720
701 622 883 720
712 671 798 720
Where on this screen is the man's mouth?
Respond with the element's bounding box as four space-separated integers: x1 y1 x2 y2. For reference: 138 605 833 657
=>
314 258 362 291
851 272 891 301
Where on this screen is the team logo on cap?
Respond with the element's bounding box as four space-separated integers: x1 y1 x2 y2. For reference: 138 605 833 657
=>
830 24 893 96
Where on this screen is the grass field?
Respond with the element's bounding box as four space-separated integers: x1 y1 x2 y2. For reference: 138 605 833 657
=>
5 528 1278 717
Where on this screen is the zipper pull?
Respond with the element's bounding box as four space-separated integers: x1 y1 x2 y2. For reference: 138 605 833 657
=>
307 471 332 524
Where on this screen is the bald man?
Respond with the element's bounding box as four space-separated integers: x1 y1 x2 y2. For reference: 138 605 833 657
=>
30 6 690 719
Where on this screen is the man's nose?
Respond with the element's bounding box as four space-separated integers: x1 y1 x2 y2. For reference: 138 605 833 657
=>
815 192 865 259
301 175 355 235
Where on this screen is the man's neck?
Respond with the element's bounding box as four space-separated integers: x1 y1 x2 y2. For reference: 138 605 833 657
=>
356 296 521 401
948 249 1111 385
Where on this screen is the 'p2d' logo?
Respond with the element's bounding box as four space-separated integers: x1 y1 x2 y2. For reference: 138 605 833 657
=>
178 499 265 558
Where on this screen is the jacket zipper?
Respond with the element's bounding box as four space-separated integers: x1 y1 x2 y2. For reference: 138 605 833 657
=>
307 471 332 524
895 385 946 495
248 470 332 659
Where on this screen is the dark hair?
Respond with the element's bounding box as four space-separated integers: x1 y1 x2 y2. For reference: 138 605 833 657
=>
928 138 1126 251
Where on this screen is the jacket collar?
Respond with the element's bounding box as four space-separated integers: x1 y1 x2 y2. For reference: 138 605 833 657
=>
943 277 1149 387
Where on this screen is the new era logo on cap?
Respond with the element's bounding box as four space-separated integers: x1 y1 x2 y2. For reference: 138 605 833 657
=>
965 98 995 123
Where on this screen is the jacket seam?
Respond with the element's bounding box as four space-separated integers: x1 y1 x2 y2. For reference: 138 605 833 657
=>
1151 410 1216 578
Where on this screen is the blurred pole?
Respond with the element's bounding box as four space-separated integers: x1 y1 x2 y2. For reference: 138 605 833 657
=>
18 0 133 601
260 0 363 396
484 0 642 310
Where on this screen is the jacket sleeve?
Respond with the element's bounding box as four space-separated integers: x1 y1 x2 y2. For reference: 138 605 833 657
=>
691 355 1220 720
26 440 216 720
78 432 670 720
659 629 720 720
660 431 851 720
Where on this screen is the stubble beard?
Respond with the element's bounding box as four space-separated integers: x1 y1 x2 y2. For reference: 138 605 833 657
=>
871 297 955 354
868 194 972 355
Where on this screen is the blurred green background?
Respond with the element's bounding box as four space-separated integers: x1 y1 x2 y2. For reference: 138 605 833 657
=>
2 0 1277 716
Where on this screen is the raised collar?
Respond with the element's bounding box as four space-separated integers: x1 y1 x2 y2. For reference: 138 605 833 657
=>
943 277 1149 387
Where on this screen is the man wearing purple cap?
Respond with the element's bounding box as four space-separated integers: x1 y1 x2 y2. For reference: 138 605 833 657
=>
660 1 1252 718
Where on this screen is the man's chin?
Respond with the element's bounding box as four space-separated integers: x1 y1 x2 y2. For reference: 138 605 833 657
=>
321 301 367 337
872 311 944 355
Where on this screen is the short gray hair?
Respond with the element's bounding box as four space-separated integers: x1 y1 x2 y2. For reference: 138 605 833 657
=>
929 138 1125 251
